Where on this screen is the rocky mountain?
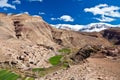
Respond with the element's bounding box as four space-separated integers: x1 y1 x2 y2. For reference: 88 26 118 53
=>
79 23 112 32
0 13 58 69
101 27 120 45
52 24 84 31
0 13 111 69
0 13 111 48
0 13 56 46
0 13 120 80
53 23 120 32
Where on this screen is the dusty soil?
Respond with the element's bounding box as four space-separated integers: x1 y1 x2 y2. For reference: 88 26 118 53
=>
38 58 120 80
86 58 120 80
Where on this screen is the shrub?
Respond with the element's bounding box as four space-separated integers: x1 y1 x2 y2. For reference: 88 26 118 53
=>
49 55 63 66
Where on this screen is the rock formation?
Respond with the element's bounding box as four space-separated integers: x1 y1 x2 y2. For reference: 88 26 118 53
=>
0 13 117 69
0 13 120 80
101 27 120 45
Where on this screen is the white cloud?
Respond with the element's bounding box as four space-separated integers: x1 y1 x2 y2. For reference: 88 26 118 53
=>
12 0 21 4
95 15 115 22
51 15 74 22
0 0 16 9
39 12 45 15
84 4 120 22
28 0 43 2
59 15 74 22
23 12 29 15
51 18 57 20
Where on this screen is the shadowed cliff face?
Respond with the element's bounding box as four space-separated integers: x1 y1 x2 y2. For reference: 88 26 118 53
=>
101 28 120 45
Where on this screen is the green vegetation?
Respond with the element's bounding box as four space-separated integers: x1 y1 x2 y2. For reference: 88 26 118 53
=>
0 69 20 80
32 53 71 77
0 69 35 80
62 62 70 68
49 55 63 66
0 55 68 79
32 65 63 77
32 62 70 77
23 77 34 80
32 68 45 72
58 48 71 54
0 48 72 79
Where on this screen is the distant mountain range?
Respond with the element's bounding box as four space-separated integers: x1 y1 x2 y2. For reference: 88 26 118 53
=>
52 23 120 32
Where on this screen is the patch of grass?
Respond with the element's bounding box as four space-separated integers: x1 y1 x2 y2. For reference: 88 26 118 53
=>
49 55 63 66
0 69 20 80
0 68 36 80
62 62 70 68
32 68 45 72
23 77 35 80
32 64 64 77
32 68 47 77
32 55 71 77
58 48 71 54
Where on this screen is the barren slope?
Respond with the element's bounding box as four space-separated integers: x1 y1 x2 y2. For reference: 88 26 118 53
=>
0 13 120 80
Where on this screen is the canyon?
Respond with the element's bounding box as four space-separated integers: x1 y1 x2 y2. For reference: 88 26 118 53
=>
0 13 120 80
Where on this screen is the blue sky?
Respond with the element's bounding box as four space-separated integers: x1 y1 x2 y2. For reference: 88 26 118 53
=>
0 0 120 25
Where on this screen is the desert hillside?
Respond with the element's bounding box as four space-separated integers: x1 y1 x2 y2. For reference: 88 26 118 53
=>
0 13 120 80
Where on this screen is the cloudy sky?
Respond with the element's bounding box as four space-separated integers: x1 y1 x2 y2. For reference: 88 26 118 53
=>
0 0 120 25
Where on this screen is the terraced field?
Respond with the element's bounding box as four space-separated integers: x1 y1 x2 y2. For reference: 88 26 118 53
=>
0 69 35 80
0 69 20 80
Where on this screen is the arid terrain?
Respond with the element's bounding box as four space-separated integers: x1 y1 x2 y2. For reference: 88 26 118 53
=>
0 13 120 80
38 58 120 80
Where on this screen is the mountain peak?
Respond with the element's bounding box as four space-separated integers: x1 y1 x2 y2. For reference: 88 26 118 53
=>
53 23 120 32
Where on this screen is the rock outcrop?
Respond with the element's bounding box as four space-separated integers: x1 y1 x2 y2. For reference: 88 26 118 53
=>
101 27 120 45
51 29 111 48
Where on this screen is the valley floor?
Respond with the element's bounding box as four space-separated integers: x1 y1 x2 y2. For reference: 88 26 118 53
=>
38 58 120 80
